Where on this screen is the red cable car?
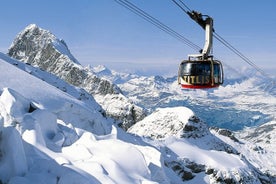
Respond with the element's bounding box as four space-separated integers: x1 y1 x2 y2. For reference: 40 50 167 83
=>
178 11 224 89
178 57 223 89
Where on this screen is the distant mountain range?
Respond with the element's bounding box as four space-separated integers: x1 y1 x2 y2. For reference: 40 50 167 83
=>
90 64 276 131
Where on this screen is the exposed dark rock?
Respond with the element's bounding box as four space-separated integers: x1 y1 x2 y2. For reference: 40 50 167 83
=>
211 127 240 142
166 160 195 181
28 102 37 113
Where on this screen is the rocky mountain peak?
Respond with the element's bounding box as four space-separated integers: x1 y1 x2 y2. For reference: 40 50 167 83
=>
8 24 79 65
8 24 146 129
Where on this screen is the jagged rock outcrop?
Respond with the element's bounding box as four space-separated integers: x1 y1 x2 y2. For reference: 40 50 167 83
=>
8 24 146 129
8 24 119 95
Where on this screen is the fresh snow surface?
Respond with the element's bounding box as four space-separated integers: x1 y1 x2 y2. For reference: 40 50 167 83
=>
1 52 275 183
0 53 160 183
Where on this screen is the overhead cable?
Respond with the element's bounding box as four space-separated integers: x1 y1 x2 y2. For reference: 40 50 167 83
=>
213 32 270 78
114 0 245 79
113 0 201 52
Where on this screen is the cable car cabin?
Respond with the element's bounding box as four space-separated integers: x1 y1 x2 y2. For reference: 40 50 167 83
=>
178 58 223 89
176 11 224 89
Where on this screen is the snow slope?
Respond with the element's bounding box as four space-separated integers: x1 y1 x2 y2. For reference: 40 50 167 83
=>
1 53 275 183
0 54 162 184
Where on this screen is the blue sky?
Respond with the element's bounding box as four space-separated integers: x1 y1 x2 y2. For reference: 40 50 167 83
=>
1 0 276 76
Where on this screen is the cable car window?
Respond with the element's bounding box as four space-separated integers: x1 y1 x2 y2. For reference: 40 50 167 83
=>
213 64 220 76
180 63 192 75
197 63 211 75
180 62 213 76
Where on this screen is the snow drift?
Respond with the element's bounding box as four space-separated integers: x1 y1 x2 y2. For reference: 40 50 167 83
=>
0 55 164 183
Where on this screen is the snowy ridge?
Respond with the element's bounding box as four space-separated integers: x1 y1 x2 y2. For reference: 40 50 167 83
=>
90 64 140 84
0 56 157 183
8 24 146 130
0 56 110 135
0 52 103 113
9 24 80 65
128 107 274 183
128 107 238 154
235 121 276 176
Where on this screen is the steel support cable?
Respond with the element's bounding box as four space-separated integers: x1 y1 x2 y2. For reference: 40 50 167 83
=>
171 0 190 13
213 32 275 93
113 0 201 52
214 33 275 92
177 0 192 12
215 36 275 92
213 32 271 78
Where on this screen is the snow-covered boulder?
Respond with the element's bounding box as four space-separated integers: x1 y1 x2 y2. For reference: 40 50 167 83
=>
0 86 105 183
8 24 146 129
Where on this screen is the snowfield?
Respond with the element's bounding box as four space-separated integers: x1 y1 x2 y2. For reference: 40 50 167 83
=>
0 24 276 183
0 55 162 184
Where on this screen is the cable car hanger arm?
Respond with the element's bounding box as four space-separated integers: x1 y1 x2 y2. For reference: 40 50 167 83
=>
186 11 214 60
171 0 215 59
187 11 209 30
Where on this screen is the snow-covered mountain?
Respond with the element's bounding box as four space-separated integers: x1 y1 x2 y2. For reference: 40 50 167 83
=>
91 62 276 181
8 24 146 130
1 24 276 183
92 64 276 131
